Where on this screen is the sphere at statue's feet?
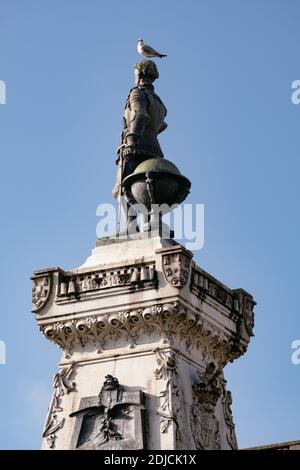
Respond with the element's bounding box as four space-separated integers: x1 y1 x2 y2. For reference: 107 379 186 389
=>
122 158 191 214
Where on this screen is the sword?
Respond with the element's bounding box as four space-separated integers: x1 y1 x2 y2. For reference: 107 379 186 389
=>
115 144 126 236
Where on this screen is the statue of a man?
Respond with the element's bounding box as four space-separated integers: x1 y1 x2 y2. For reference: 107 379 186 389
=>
113 59 168 235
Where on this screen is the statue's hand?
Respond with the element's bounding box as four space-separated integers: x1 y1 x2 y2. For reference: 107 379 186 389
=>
123 145 137 162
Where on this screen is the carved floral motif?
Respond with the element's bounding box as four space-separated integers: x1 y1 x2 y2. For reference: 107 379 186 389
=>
40 303 237 366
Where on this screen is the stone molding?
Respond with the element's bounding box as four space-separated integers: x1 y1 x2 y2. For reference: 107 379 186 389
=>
58 262 156 298
39 302 247 366
191 267 255 340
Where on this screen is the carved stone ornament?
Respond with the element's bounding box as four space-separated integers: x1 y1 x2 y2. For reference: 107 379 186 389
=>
43 363 77 448
40 302 238 366
243 297 255 337
153 349 179 433
162 252 191 288
190 364 222 450
56 263 156 299
232 290 255 338
32 273 52 312
70 375 145 450
191 268 233 309
221 385 238 449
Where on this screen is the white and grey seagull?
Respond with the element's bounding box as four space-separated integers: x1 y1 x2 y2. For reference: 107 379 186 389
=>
137 39 167 59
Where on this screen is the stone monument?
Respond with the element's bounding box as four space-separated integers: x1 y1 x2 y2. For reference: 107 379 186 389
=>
31 59 255 450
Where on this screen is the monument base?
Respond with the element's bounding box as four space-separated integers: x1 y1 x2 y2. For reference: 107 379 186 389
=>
31 236 255 450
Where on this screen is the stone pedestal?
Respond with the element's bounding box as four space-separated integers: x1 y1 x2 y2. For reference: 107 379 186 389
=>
31 235 255 450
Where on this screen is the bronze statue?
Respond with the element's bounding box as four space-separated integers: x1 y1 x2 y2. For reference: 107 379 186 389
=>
113 59 168 235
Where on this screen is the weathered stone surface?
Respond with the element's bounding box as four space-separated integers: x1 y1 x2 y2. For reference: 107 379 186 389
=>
32 236 255 450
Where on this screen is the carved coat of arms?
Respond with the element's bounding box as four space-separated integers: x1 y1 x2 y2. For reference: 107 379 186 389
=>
190 364 222 450
162 252 191 288
32 273 52 312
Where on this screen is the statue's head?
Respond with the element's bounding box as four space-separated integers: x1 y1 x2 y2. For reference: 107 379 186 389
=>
134 60 159 86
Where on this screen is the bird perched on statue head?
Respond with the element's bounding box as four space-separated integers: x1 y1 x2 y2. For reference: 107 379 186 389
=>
137 39 167 59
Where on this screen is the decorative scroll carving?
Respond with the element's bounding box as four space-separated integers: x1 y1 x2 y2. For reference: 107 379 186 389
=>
190 363 222 450
70 375 145 449
42 414 65 448
40 303 237 366
43 363 77 448
32 273 52 312
162 252 191 288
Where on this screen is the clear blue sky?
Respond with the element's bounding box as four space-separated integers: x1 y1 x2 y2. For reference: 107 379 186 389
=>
0 0 300 449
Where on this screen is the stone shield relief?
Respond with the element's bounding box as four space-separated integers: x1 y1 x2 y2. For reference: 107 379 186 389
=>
162 252 191 288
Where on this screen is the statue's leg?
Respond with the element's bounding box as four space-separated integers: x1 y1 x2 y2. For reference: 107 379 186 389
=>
118 196 140 237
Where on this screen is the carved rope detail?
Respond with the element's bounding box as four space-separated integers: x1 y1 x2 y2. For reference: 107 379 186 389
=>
40 303 236 365
42 363 76 448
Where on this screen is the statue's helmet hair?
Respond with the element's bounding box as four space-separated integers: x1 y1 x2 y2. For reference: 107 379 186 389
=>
135 59 159 81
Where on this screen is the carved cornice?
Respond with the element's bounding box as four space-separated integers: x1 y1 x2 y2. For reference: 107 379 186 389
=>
31 262 157 312
191 268 256 352
191 267 233 309
56 262 157 300
39 302 242 366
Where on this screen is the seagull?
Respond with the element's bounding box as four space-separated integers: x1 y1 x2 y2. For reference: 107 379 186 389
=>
137 39 167 59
